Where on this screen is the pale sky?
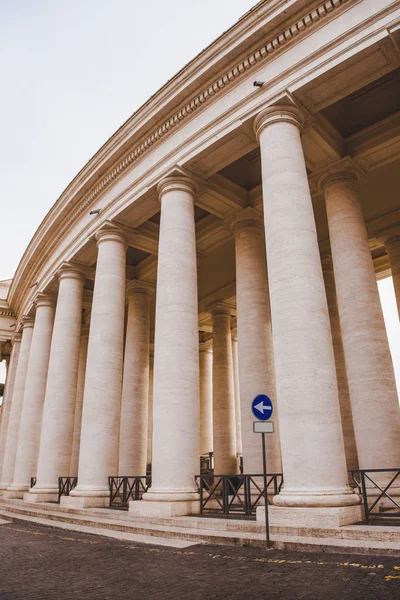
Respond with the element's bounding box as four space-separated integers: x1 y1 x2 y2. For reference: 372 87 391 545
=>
0 0 399 389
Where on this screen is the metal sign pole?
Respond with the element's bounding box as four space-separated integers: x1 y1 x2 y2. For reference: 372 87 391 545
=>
261 432 271 549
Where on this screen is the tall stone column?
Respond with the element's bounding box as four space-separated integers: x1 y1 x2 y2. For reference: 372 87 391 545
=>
254 105 358 510
63 226 127 508
28 266 86 502
321 254 358 473
119 280 151 476
321 167 400 471
69 324 89 477
210 303 237 475
130 176 200 517
146 351 154 469
199 340 213 456
6 294 56 498
232 208 281 474
0 318 34 492
0 337 21 487
231 335 243 458
385 236 400 319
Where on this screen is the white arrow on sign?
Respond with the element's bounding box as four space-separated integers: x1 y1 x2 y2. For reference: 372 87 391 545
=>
254 400 272 414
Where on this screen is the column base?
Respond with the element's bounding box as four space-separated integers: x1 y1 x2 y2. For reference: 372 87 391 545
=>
24 490 58 503
60 495 110 509
256 504 364 529
129 499 200 517
3 489 25 499
273 487 360 508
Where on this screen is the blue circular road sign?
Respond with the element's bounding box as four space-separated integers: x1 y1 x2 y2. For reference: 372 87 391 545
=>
252 394 273 421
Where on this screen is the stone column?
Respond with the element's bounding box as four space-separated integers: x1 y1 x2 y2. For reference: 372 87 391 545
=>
254 105 358 510
231 335 243 458
69 324 89 477
199 340 213 456
321 254 358 473
63 226 127 508
0 337 21 487
6 294 56 498
146 351 154 470
119 280 152 476
210 303 237 475
0 318 34 492
232 208 281 474
28 266 86 502
130 176 200 517
385 236 400 319
321 168 400 471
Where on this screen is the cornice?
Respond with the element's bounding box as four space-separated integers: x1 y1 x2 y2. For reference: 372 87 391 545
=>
10 0 351 315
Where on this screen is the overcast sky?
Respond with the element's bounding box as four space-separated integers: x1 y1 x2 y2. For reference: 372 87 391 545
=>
0 0 399 389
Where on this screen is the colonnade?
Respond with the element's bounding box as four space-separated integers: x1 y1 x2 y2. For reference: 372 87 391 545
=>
0 104 399 521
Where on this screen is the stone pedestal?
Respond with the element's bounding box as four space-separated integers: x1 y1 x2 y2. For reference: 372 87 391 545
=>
385 235 400 319
131 176 200 517
7 295 56 498
63 225 127 508
232 208 281 475
0 319 34 494
254 105 359 508
119 280 151 476
28 266 85 503
256 504 364 529
210 303 237 475
199 340 213 456
322 168 400 472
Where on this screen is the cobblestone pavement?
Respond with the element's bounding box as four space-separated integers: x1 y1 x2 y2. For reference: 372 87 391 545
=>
1 521 400 599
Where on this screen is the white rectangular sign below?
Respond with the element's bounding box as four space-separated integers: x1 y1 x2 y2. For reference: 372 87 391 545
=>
253 421 274 434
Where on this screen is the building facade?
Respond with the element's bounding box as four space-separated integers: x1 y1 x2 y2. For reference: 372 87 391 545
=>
0 0 400 526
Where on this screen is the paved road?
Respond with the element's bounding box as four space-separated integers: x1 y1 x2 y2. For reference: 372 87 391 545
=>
0 520 399 599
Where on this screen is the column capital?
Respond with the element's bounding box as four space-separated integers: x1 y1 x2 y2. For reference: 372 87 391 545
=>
11 332 22 344
315 157 365 192
95 224 128 247
34 293 57 310
57 262 90 284
253 104 304 140
231 207 263 235
126 279 155 297
207 301 235 317
157 176 197 200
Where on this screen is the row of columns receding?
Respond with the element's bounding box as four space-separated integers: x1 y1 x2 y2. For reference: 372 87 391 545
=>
0 104 399 518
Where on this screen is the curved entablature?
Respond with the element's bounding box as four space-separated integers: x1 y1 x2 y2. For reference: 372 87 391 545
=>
8 0 400 321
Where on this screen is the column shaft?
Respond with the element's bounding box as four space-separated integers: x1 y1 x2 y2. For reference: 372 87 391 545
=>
232 210 281 474
199 342 213 456
69 325 89 477
64 227 127 507
119 281 151 475
146 352 154 469
231 336 243 457
0 320 34 491
323 173 400 470
0 338 21 486
385 236 400 320
255 106 358 507
211 305 237 475
7 295 56 497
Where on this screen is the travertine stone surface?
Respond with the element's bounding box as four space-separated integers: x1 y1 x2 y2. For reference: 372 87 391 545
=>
65 226 127 508
231 336 243 456
254 105 358 508
146 352 154 468
119 280 151 476
0 320 34 492
385 235 400 319
321 255 358 473
232 208 281 474
199 340 213 455
139 177 200 511
70 324 89 476
0 338 21 487
323 172 400 470
211 303 238 475
8 294 56 497
29 267 85 502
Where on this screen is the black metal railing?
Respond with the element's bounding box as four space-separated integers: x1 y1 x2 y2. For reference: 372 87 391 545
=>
30 477 36 489
58 477 78 503
195 473 283 516
200 452 214 473
350 469 400 520
108 476 151 509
